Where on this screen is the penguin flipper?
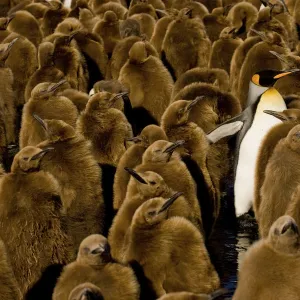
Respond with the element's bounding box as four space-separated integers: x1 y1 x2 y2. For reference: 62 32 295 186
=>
161 50 177 82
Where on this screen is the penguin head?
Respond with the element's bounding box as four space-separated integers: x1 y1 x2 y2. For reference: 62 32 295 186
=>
54 33 78 47
119 19 141 38
263 109 300 123
33 115 76 142
11 146 54 173
77 234 112 266
0 16 14 30
69 283 104 300
103 11 118 24
55 18 84 35
129 41 148 64
220 26 240 39
268 215 300 255
92 80 127 95
31 80 69 99
142 140 185 163
285 124 300 153
132 192 183 227
270 51 300 71
264 0 289 15
162 98 203 127
125 168 169 197
38 42 55 68
250 29 284 46
86 91 127 111
48 0 64 10
0 38 18 63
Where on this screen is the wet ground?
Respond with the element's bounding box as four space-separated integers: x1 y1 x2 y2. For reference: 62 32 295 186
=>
207 185 259 298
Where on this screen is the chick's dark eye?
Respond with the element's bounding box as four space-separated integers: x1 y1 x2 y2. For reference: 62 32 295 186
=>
148 211 156 216
149 181 156 185
23 157 29 161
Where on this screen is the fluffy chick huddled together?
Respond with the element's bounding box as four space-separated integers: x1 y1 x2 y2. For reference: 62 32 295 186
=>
1 0 300 299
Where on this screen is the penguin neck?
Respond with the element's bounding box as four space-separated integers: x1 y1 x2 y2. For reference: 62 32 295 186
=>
257 87 286 111
246 81 270 107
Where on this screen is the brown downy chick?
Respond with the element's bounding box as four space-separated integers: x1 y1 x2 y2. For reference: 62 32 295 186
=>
254 108 300 217
129 13 156 41
53 234 140 300
226 2 258 39
55 17 84 35
77 92 133 166
35 117 105 252
2 33 38 108
68 283 104 300
233 215 300 300
59 88 89 112
68 0 90 18
53 34 89 92
237 30 289 108
20 80 78 148
135 140 202 230
128 1 159 18
110 173 198 262
25 42 65 102
172 67 230 100
129 0 165 10
162 8 212 80
93 11 121 57
0 16 14 42
125 195 220 297
158 289 228 300
113 125 168 210
203 6 231 43
89 0 120 12
0 146 72 295
7 10 42 47
94 2 128 20
40 1 70 37
259 124 300 237
23 2 50 21
79 8 100 32
0 38 18 150
0 239 21 300
171 1 209 19
173 83 241 133
209 27 243 75
119 41 173 124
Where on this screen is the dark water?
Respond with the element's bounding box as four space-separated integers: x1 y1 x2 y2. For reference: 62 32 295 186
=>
207 186 259 298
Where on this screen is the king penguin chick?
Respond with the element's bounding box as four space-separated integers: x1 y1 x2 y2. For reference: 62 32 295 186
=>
0 146 72 295
119 41 173 125
94 2 128 20
7 10 42 47
161 8 212 80
258 124 300 237
25 42 65 102
209 27 243 75
68 283 104 300
161 99 243 235
79 8 100 32
113 125 168 210
125 195 220 297
35 117 105 251
93 11 121 58
135 140 203 231
53 234 140 300
20 80 78 149
0 16 14 43
254 108 300 218
233 215 300 300
109 174 198 262
0 239 21 300
77 91 133 166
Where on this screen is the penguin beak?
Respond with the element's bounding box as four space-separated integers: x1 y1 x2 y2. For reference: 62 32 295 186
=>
33 114 48 131
158 192 183 214
48 79 67 93
6 38 18 53
184 8 193 17
30 148 54 161
163 140 185 154
126 136 142 143
281 220 299 235
273 69 300 79
109 92 129 106
186 96 203 112
6 15 15 27
80 288 94 300
124 167 147 184
263 110 288 121
250 29 267 40
228 27 238 37
69 31 80 42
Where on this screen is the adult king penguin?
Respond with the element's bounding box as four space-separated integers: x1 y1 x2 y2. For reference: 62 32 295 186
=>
234 68 300 217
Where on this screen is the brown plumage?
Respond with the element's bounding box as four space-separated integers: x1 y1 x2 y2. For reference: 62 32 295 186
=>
113 125 168 210
129 0 165 10
79 8 100 32
0 146 72 295
77 92 133 165
209 27 243 75
125 196 219 297
259 124 300 237
93 11 121 57
172 67 230 100
157 289 228 300
128 1 159 18
173 82 241 133
22 2 49 21
254 109 300 218
0 17 14 42
68 283 104 300
55 17 84 35
237 31 289 108
7 10 42 47
233 215 300 300
25 42 65 102
91 79 127 95
0 239 21 300
53 234 140 300
171 0 209 19
40 1 69 37
94 2 128 20
20 81 78 149
109 172 198 262
119 41 173 124
68 0 90 18
119 18 141 38
129 13 156 40
35 117 105 252
162 8 211 80
59 88 89 112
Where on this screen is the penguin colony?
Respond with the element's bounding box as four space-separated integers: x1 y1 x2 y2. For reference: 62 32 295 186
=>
1 0 300 299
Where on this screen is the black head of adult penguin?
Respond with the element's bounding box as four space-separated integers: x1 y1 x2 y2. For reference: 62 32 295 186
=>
68 282 104 300
0 37 18 67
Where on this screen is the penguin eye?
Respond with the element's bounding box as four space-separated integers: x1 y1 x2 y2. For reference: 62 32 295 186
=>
178 109 184 118
149 181 156 185
23 157 29 161
148 211 156 216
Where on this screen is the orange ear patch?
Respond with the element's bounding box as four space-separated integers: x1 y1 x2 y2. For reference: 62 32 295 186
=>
252 74 260 85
